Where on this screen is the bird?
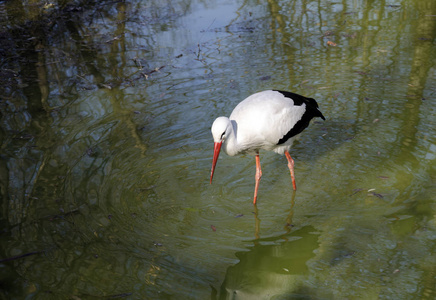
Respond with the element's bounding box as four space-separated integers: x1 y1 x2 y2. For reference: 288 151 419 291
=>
210 90 325 204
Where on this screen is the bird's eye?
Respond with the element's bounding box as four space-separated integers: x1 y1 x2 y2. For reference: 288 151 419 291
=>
220 132 225 140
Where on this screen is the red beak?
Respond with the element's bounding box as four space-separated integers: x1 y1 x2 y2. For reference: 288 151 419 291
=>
210 142 222 184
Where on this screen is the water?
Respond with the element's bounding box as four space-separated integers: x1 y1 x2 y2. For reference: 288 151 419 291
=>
1 0 436 299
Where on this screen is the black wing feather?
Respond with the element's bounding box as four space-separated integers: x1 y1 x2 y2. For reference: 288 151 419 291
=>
274 90 325 145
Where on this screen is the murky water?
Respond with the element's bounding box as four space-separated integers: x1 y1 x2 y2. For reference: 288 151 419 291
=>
1 0 436 299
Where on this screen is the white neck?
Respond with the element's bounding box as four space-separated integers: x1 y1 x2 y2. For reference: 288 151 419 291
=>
223 120 239 156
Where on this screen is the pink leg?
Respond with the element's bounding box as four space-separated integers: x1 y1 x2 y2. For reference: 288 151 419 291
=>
285 151 297 190
253 154 262 204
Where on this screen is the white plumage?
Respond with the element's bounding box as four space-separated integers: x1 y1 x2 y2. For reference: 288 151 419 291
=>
210 90 325 204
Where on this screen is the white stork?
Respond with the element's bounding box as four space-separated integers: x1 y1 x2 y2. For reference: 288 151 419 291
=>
210 90 325 204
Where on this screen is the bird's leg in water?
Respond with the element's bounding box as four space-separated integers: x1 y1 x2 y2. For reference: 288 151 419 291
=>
285 151 297 190
253 154 262 204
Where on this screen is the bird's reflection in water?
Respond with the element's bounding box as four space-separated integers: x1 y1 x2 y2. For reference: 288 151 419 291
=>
284 190 297 234
213 192 319 299
253 190 297 240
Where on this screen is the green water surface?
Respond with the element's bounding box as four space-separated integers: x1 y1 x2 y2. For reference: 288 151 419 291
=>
1 0 435 299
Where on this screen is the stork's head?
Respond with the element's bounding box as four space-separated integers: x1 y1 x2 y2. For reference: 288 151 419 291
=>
210 117 232 184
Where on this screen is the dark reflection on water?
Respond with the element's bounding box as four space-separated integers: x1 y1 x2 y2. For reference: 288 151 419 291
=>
0 0 436 299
